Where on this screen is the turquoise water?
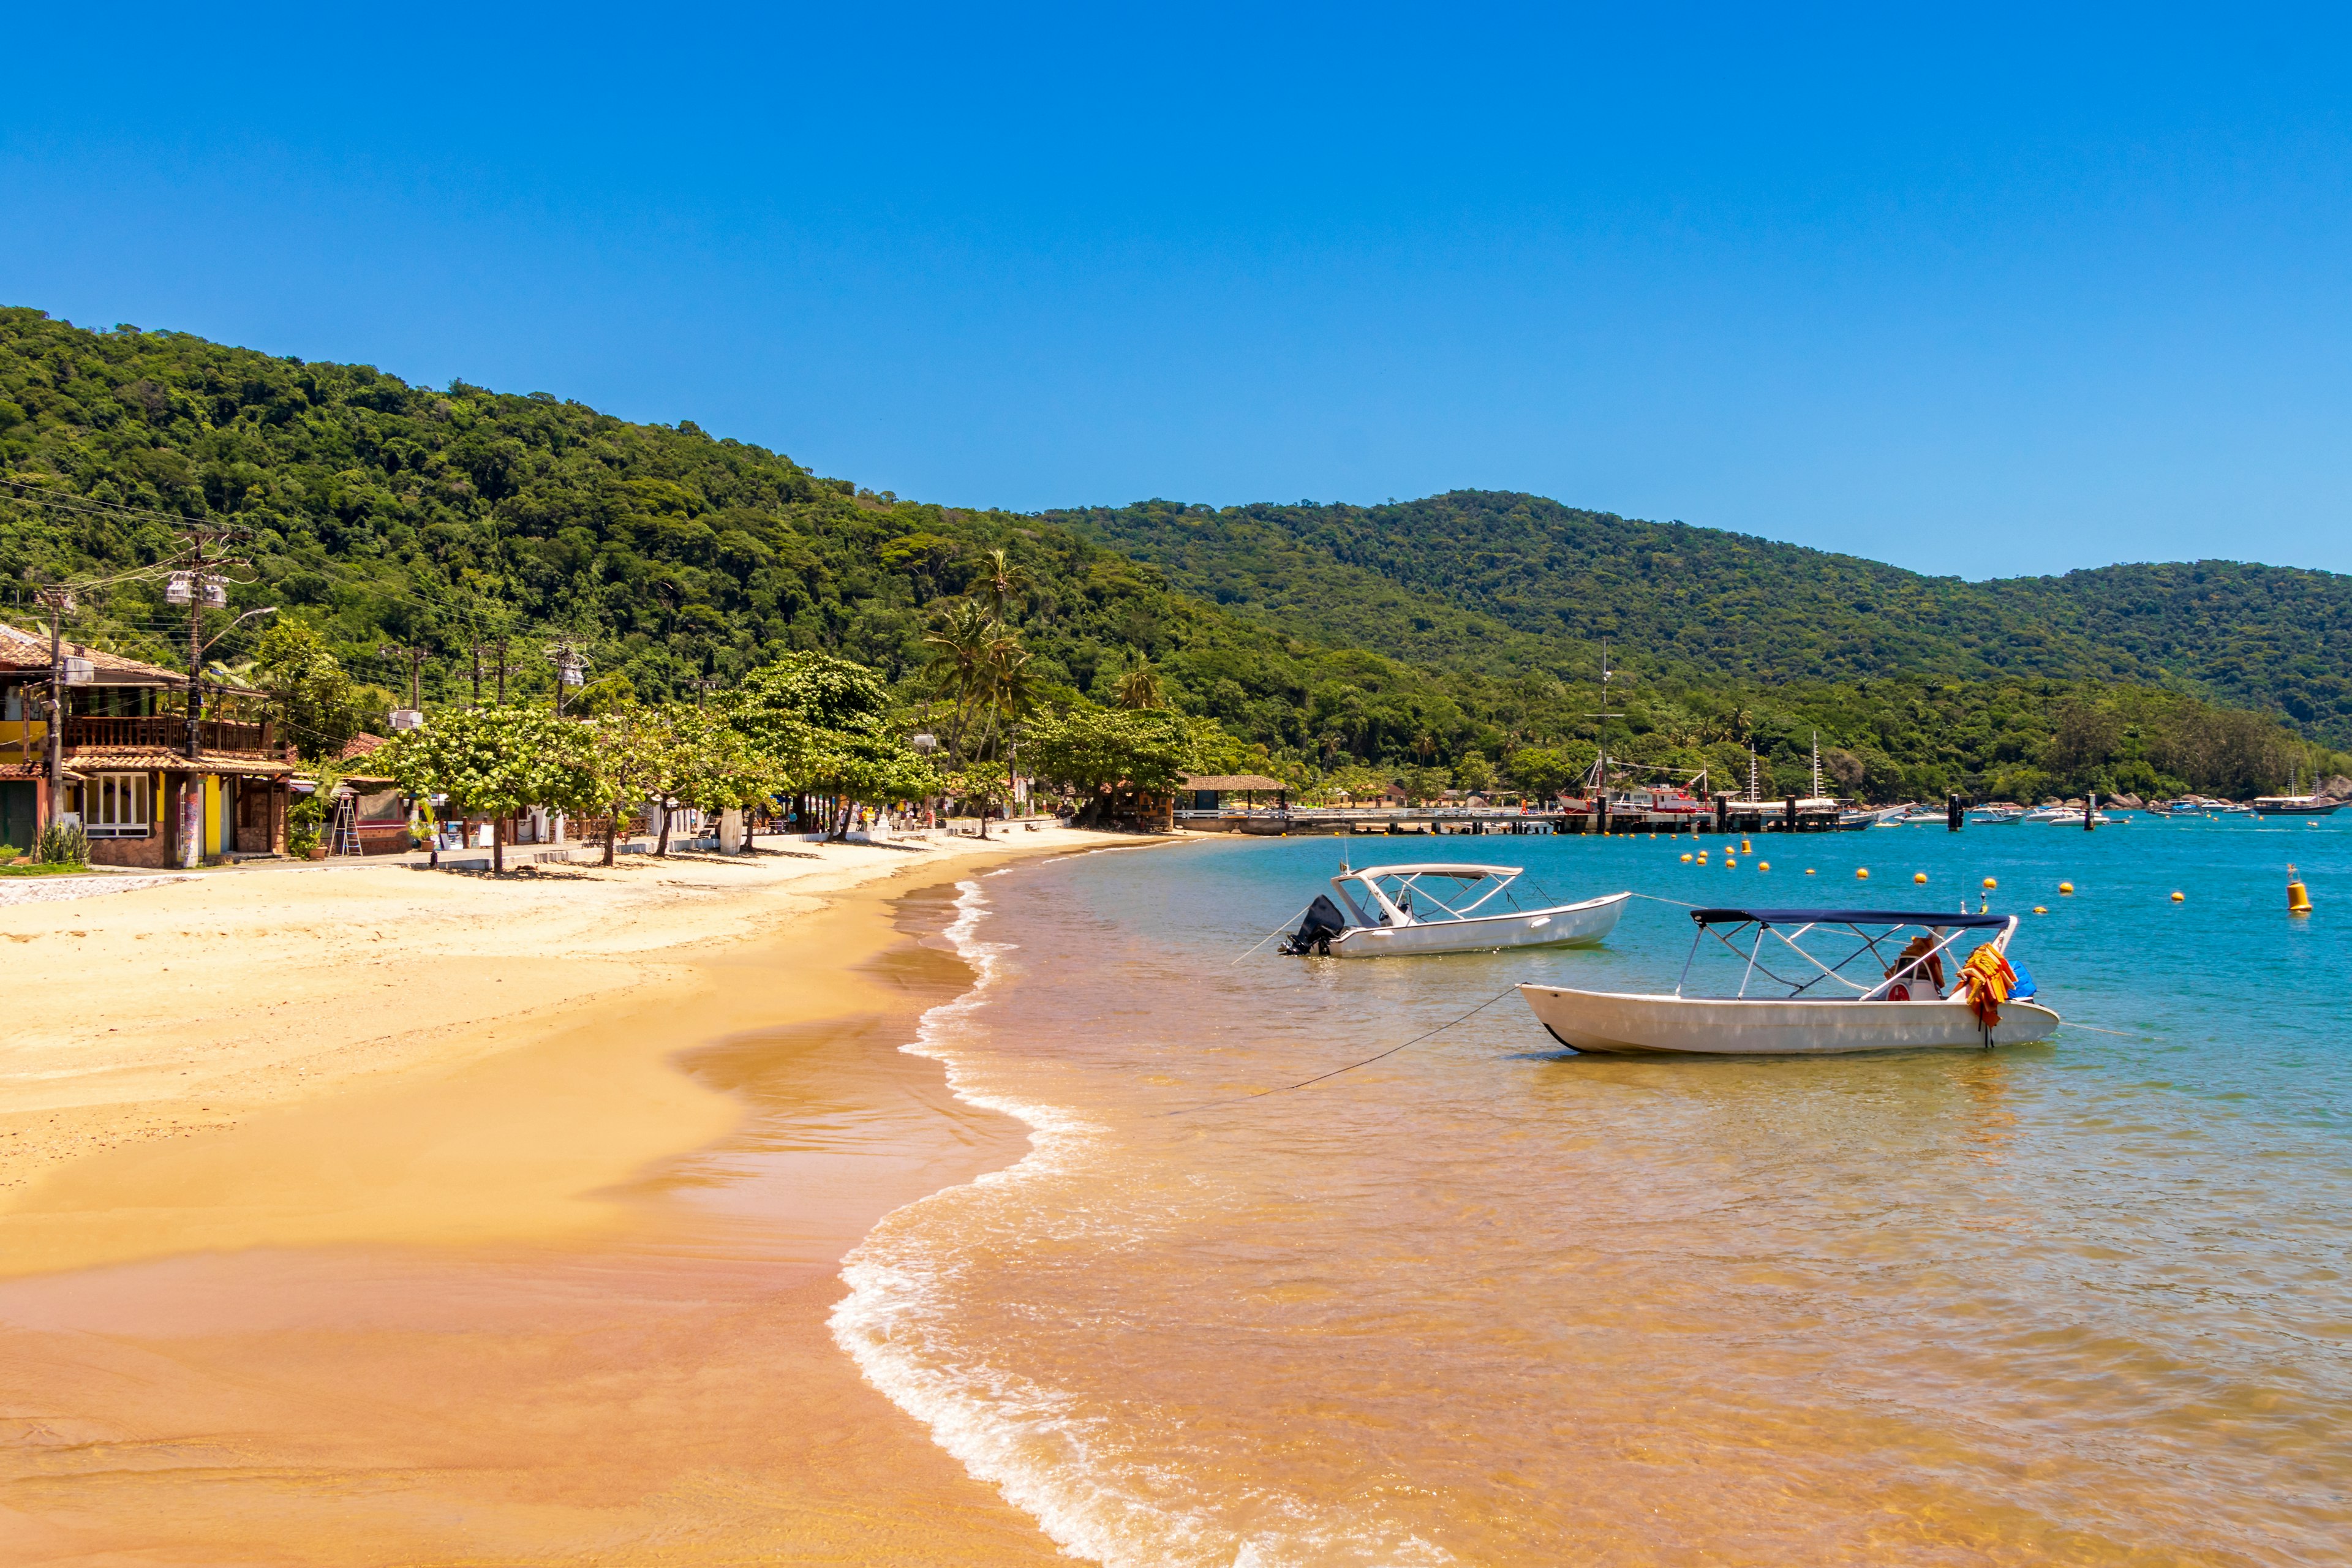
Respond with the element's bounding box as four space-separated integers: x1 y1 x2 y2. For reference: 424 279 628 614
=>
839 815 2352 1566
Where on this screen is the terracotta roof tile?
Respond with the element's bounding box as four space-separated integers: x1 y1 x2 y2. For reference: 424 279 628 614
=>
63 748 294 777
0 620 182 683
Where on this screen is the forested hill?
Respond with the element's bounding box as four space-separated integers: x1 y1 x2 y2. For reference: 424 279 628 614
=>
1 306 2344 804
1055 493 2352 745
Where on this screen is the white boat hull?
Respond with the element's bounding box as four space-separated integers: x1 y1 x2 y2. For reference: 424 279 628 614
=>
1517 984 2061 1054
1330 892 1630 957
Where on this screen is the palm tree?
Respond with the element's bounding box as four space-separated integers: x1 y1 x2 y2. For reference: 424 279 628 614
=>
922 600 997 764
980 548 1028 620
1114 654 1163 710
972 630 1035 764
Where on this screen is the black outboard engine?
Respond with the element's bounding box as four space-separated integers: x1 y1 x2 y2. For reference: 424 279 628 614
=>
1279 894 1349 956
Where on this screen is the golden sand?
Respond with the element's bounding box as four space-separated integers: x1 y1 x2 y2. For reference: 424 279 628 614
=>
0 831 1125 1565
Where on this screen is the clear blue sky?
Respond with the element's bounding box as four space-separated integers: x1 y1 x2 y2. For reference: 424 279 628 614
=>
4 5 2349 579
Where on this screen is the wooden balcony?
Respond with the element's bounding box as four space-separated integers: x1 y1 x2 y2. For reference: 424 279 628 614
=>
64 715 276 756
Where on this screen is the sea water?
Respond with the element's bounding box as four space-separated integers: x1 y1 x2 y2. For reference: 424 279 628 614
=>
835 818 2352 1566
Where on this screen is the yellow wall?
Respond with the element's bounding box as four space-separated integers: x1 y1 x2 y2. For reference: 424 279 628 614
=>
202 775 221 858
0 718 45 753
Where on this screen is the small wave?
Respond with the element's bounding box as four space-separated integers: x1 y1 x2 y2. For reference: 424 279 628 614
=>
831 878 1454 1568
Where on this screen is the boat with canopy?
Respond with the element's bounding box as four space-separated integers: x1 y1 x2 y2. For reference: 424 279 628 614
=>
1281 862 1630 958
1518 905 2059 1054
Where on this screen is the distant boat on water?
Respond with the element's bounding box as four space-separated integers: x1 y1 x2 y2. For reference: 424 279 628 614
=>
2253 771 2345 817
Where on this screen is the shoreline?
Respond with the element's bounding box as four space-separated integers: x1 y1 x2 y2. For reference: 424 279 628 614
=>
0 829 1145 1564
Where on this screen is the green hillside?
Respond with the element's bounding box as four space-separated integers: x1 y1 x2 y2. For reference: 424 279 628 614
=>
1055 493 2352 745
1 307 2343 804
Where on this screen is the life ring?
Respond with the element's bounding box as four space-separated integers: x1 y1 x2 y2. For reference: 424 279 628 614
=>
1887 982 1912 1001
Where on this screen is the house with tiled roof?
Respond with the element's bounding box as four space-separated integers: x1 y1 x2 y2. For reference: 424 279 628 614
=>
1 620 296 865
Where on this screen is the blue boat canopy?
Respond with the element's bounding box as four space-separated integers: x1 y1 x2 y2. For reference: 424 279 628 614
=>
1689 907 2010 929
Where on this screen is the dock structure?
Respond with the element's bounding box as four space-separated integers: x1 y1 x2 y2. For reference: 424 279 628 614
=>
1180 794 1850 837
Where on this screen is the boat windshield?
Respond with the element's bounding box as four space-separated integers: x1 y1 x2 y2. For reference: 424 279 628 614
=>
1676 908 2015 1000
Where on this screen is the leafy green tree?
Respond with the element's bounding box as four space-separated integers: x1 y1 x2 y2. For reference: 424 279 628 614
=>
804 729 934 840
1022 705 1202 827
1506 747 1574 801
252 620 373 760
586 705 669 865
383 706 597 873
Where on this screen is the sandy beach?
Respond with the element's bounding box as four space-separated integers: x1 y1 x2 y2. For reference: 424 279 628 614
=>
0 829 1139 1565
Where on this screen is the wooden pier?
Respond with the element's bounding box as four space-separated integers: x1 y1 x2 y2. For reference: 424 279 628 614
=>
1179 797 1850 837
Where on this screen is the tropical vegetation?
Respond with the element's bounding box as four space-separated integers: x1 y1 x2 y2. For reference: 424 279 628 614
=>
3 306 2346 812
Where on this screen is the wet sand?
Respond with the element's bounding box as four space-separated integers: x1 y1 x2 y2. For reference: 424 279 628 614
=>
0 836 1126 1565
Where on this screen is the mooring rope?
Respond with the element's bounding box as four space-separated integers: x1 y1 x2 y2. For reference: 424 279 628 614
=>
1231 903 1314 965
1166 984 1524 1116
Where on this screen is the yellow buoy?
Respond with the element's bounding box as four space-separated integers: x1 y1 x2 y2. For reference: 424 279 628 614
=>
1913 872 1929 884
2059 881 2075 895
2033 905 2048 914
2171 891 2185 902
1758 861 1770 872
1981 877 1997 890
1805 868 1816 875
1741 838 1752 854
1856 867 1870 880
2288 864 2312 915
1679 852 1692 862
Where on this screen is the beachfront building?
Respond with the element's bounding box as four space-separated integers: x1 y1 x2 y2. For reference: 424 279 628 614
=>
1181 774 1289 812
0 622 296 866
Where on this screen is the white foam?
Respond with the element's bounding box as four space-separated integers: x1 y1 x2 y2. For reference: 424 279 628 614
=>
831 878 1454 1568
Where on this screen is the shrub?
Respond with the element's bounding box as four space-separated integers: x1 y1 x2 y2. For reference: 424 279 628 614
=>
37 821 88 865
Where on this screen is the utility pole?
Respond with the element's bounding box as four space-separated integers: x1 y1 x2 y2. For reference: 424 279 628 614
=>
469 637 517 707
165 523 248 763
34 584 73 830
547 640 589 717
162 522 273 868
379 643 432 714
687 674 723 707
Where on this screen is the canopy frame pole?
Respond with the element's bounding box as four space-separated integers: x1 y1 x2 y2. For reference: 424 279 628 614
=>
1739 925 1766 998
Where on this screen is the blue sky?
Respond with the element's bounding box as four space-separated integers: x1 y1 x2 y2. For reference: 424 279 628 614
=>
4 4 2349 579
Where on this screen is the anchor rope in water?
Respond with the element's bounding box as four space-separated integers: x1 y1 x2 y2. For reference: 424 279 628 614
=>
1166 984 1524 1116
1231 903 1314 965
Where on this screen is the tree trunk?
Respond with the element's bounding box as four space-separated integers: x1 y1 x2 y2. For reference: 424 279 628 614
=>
656 799 672 858
493 813 505 875
604 806 617 867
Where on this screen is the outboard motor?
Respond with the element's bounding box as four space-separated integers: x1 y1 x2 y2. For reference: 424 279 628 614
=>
1280 894 1350 956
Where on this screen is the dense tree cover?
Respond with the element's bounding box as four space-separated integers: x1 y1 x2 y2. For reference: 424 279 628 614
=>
1056 491 2352 745
2 307 2343 805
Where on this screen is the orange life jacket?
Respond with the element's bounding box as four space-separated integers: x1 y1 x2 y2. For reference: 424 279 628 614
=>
1959 946 2017 1028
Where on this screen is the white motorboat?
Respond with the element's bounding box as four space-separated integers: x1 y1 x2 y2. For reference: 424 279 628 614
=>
1281 862 1630 958
1968 802 2025 824
2038 809 2115 826
1518 905 2059 1054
